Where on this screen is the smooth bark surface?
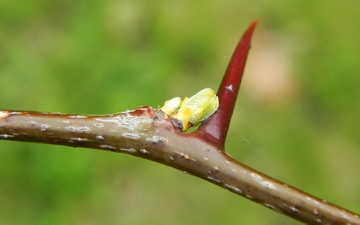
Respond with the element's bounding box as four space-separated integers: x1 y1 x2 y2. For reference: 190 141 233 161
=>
0 109 360 224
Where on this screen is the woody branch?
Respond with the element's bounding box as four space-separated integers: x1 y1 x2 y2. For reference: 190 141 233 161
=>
0 21 359 224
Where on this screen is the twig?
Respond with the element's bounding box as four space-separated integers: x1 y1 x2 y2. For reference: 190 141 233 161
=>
1 21 359 224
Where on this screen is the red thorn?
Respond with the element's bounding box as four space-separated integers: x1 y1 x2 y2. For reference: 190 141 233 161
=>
195 20 257 148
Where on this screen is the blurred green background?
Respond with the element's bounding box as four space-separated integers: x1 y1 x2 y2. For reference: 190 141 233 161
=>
1 1 360 224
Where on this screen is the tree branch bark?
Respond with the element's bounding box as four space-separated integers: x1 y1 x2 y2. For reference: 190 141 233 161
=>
0 109 359 224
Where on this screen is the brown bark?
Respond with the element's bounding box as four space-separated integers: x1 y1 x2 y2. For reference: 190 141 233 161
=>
1 108 359 224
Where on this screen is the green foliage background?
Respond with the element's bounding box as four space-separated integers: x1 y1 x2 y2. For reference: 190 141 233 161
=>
1 1 360 224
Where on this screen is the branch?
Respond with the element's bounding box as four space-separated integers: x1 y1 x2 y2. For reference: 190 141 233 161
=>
1 21 360 224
